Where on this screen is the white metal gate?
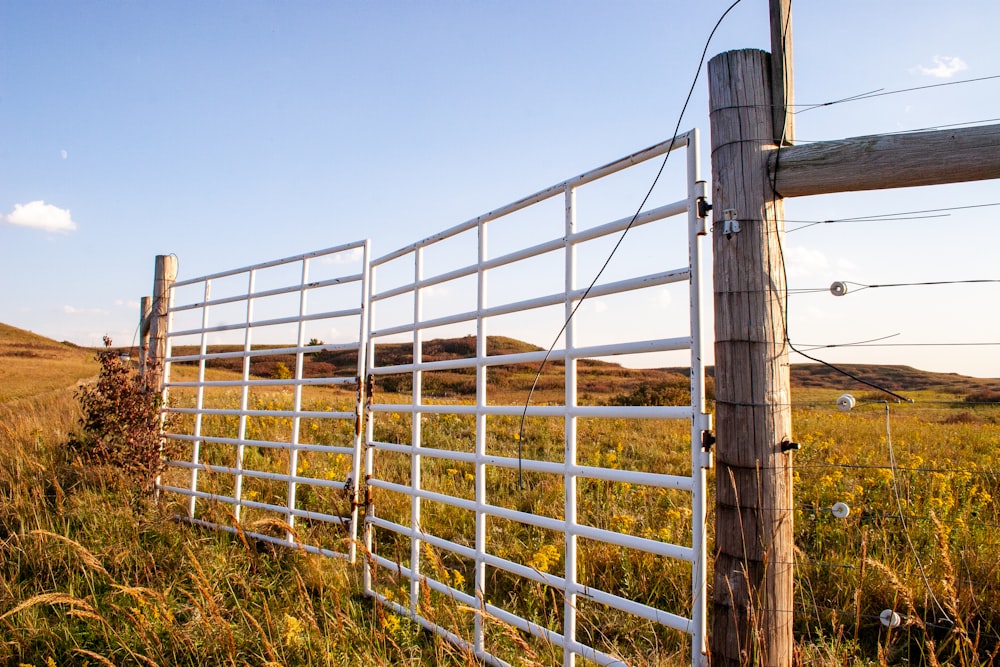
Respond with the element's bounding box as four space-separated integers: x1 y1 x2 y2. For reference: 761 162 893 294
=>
158 241 370 561
155 130 712 666
362 130 711 667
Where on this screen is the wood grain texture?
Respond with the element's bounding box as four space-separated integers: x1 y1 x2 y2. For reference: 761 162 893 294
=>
770 124 1000 197
769 0 795 145
147 255 177 391
709 49 794 667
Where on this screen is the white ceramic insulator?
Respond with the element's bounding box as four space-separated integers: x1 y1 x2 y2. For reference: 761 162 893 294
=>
837 394 856 412
880 609 902 628
831 502 850 519
830 281 848 296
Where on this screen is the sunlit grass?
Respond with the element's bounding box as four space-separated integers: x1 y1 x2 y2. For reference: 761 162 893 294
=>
2 330 999 664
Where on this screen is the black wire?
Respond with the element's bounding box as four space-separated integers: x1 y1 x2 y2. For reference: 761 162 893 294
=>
845 279 1000 293
786 345 911 403
793 74 1000 115
796 341 1000 351
787 202 1000 232
514 0 746 489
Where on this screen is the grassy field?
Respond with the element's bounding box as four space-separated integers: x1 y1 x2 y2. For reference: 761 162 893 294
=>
0 323 99 402
2 324 999 666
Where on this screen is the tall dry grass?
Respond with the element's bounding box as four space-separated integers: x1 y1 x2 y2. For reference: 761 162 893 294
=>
2 343 1000 665
0 384 479 666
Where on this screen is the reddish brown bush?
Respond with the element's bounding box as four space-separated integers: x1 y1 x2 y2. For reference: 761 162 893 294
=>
68 336 171 493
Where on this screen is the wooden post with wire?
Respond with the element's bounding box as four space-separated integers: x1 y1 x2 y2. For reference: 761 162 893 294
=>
146 255 177 392
708 48 794 667
769 0 794 145
707 7 1000 663
138 295 152 376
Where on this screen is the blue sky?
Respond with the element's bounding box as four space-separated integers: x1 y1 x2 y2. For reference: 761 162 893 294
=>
2 1 999 378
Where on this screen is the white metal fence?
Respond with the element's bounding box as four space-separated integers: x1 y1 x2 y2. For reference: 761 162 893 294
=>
157 130 712 666
158 240 370 561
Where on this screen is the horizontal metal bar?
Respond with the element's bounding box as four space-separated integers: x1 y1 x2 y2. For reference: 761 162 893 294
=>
367 479 692 560
179 517 349 560
165 460 348 490
370 199 686 307
583 584 693 634
163 433 355 455
370 133 690 269
369 590 511 667
161 485 350 526
369 401 693 420
165 376 356 389
367 442 693 490
167 306 362 338
370 517 572 593
169 272 364 313
171 239 368 288
167 341 361 363
371 270 689 339
481 602 626 667
166 407 355 420
381 562 675 665
371 335 691 372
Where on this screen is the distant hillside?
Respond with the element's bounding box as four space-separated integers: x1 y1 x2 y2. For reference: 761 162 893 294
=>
167 333 1000 401
5 323 996 404
0 323 99 402
789 363 1000 396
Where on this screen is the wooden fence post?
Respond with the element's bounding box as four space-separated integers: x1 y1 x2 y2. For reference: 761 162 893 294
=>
708 49 794 667
147 255 178 392
139 295 152 376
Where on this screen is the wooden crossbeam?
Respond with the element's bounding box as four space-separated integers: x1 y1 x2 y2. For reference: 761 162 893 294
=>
770 124 1000 198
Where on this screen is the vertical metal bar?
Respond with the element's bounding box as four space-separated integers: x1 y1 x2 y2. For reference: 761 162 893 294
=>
156 279 176 495
189 279 212 519
350 240 372 564
411 247 424 617
474 217 489 657
286 258 310 543
562 183 578 667
687 129 710 667
363 258 378 594
234 268 256 522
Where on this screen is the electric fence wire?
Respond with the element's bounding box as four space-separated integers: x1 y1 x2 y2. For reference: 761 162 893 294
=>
795 341 1000 351
760 8 915 405
792 74 1000 114
513 0 746 488
882 403 953 623
786 201 1000 232
796 603 1000 643
761 21 987 629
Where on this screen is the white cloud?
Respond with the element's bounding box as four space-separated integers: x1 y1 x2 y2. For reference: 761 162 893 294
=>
60 149 68 160
652 288 673 309
422 285 449 297
63 305 109 316
836 257 857 271
917 55 968 78
783 246 829 278
320 247 364 264
5 200 77 232
114 299 141 309
589 299 608 314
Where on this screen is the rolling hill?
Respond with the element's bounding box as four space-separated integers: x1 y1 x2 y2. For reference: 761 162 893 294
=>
3 322 998 403
0 323 100 402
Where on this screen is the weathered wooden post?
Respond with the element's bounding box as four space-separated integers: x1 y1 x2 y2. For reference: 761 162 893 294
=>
147 255 178 392
709 49 794 667
138 295 152 375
